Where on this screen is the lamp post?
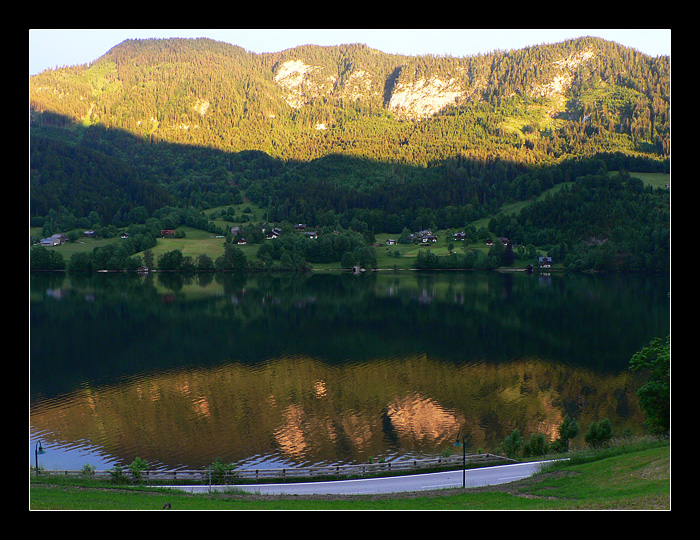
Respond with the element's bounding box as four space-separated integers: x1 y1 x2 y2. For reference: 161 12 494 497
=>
34 441 46 476
453 433 467 488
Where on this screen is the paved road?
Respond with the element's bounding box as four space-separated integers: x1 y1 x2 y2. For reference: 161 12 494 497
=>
171 460 558 496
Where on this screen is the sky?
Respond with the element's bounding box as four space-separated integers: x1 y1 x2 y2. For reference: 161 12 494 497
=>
29 29 671 76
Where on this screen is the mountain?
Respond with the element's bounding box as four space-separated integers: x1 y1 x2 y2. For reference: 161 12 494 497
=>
30 36 669 162
29 37 670 272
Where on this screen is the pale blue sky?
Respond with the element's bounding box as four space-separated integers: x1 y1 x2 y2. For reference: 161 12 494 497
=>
29 29 671 76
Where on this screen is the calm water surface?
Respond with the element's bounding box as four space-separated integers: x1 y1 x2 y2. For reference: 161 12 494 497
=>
30 270 669 471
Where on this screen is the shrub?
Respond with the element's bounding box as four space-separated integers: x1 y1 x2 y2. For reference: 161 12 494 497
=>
501 428 524 458
553 414 580 453
209 458 237 484
585 418 613 448
128 457 150 482
110 465 128 484
523 433 550 457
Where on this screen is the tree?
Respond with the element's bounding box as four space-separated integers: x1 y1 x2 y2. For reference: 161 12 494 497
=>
488 239 504 264
197 253 214 271
340 251 355 268
68 251 94 273
629 336 670 435
501 428 524 458
502 242 515 266
30 246 65 271
143 249 155 268
353 246 377 269
216 244 249 272
553 414 580 453
523 433 550 457
157 249 183 271
127 457 149 482
208 457 237 484
585 418 613 448
415 249 438 269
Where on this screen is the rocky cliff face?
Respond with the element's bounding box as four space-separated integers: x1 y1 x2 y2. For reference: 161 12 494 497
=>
273 57 385 111
273 56 469 120
272 46 597 121
387 75 464 119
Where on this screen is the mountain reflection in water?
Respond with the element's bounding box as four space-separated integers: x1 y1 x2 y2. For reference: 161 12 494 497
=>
30 271 668 470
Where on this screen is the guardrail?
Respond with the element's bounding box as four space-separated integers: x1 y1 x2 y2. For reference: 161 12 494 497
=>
35 453 514 483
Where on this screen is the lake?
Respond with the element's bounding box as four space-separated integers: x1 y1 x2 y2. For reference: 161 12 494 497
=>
30 270 669 471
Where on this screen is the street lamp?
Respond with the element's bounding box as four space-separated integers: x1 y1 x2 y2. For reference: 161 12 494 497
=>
34 441 46 476
453 433 467 488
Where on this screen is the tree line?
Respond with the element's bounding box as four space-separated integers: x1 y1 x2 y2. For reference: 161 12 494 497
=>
490 171 669 273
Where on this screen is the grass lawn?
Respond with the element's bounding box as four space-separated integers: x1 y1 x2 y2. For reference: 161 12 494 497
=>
628 171 670 189
147 227 228 261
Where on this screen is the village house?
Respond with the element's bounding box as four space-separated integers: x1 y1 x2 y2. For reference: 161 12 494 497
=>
39 233 67 246
266 227 282 239
453 232 466 241
416 230 437 243
538 256 552 268
161 229 174 237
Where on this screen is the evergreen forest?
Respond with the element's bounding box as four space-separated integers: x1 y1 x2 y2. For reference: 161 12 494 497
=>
29 36 670 273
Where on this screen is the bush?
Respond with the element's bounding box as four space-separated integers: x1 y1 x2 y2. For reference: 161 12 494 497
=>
128 457 150 481
30 246 65 271
110 465 128 484
80 464 96 477
209 458 237 484
501 428 524 458
585 418 613 448
553 414 580 453
523 433 550 457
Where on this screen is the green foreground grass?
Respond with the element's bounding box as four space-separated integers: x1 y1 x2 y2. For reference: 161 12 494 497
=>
30 442 669 510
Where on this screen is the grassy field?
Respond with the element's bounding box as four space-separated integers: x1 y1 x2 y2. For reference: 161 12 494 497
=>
31 170 665 272
31 223 508 271
29 441 669 510
624 171 670 189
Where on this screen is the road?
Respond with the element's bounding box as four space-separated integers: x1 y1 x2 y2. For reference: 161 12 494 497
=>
171 460 559 496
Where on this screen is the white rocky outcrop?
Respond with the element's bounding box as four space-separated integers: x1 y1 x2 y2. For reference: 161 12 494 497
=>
272 47 597 122
388 76 463 120
274 59 336 109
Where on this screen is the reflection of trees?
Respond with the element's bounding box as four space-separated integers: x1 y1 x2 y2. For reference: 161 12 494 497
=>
30 352 646 469
30 271 667 468
31 271 669 399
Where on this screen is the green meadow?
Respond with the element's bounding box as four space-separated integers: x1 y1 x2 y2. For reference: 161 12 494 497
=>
30 171 667 271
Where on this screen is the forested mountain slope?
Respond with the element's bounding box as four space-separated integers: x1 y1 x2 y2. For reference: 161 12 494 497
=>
29 36 670 272
30 36 669 163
